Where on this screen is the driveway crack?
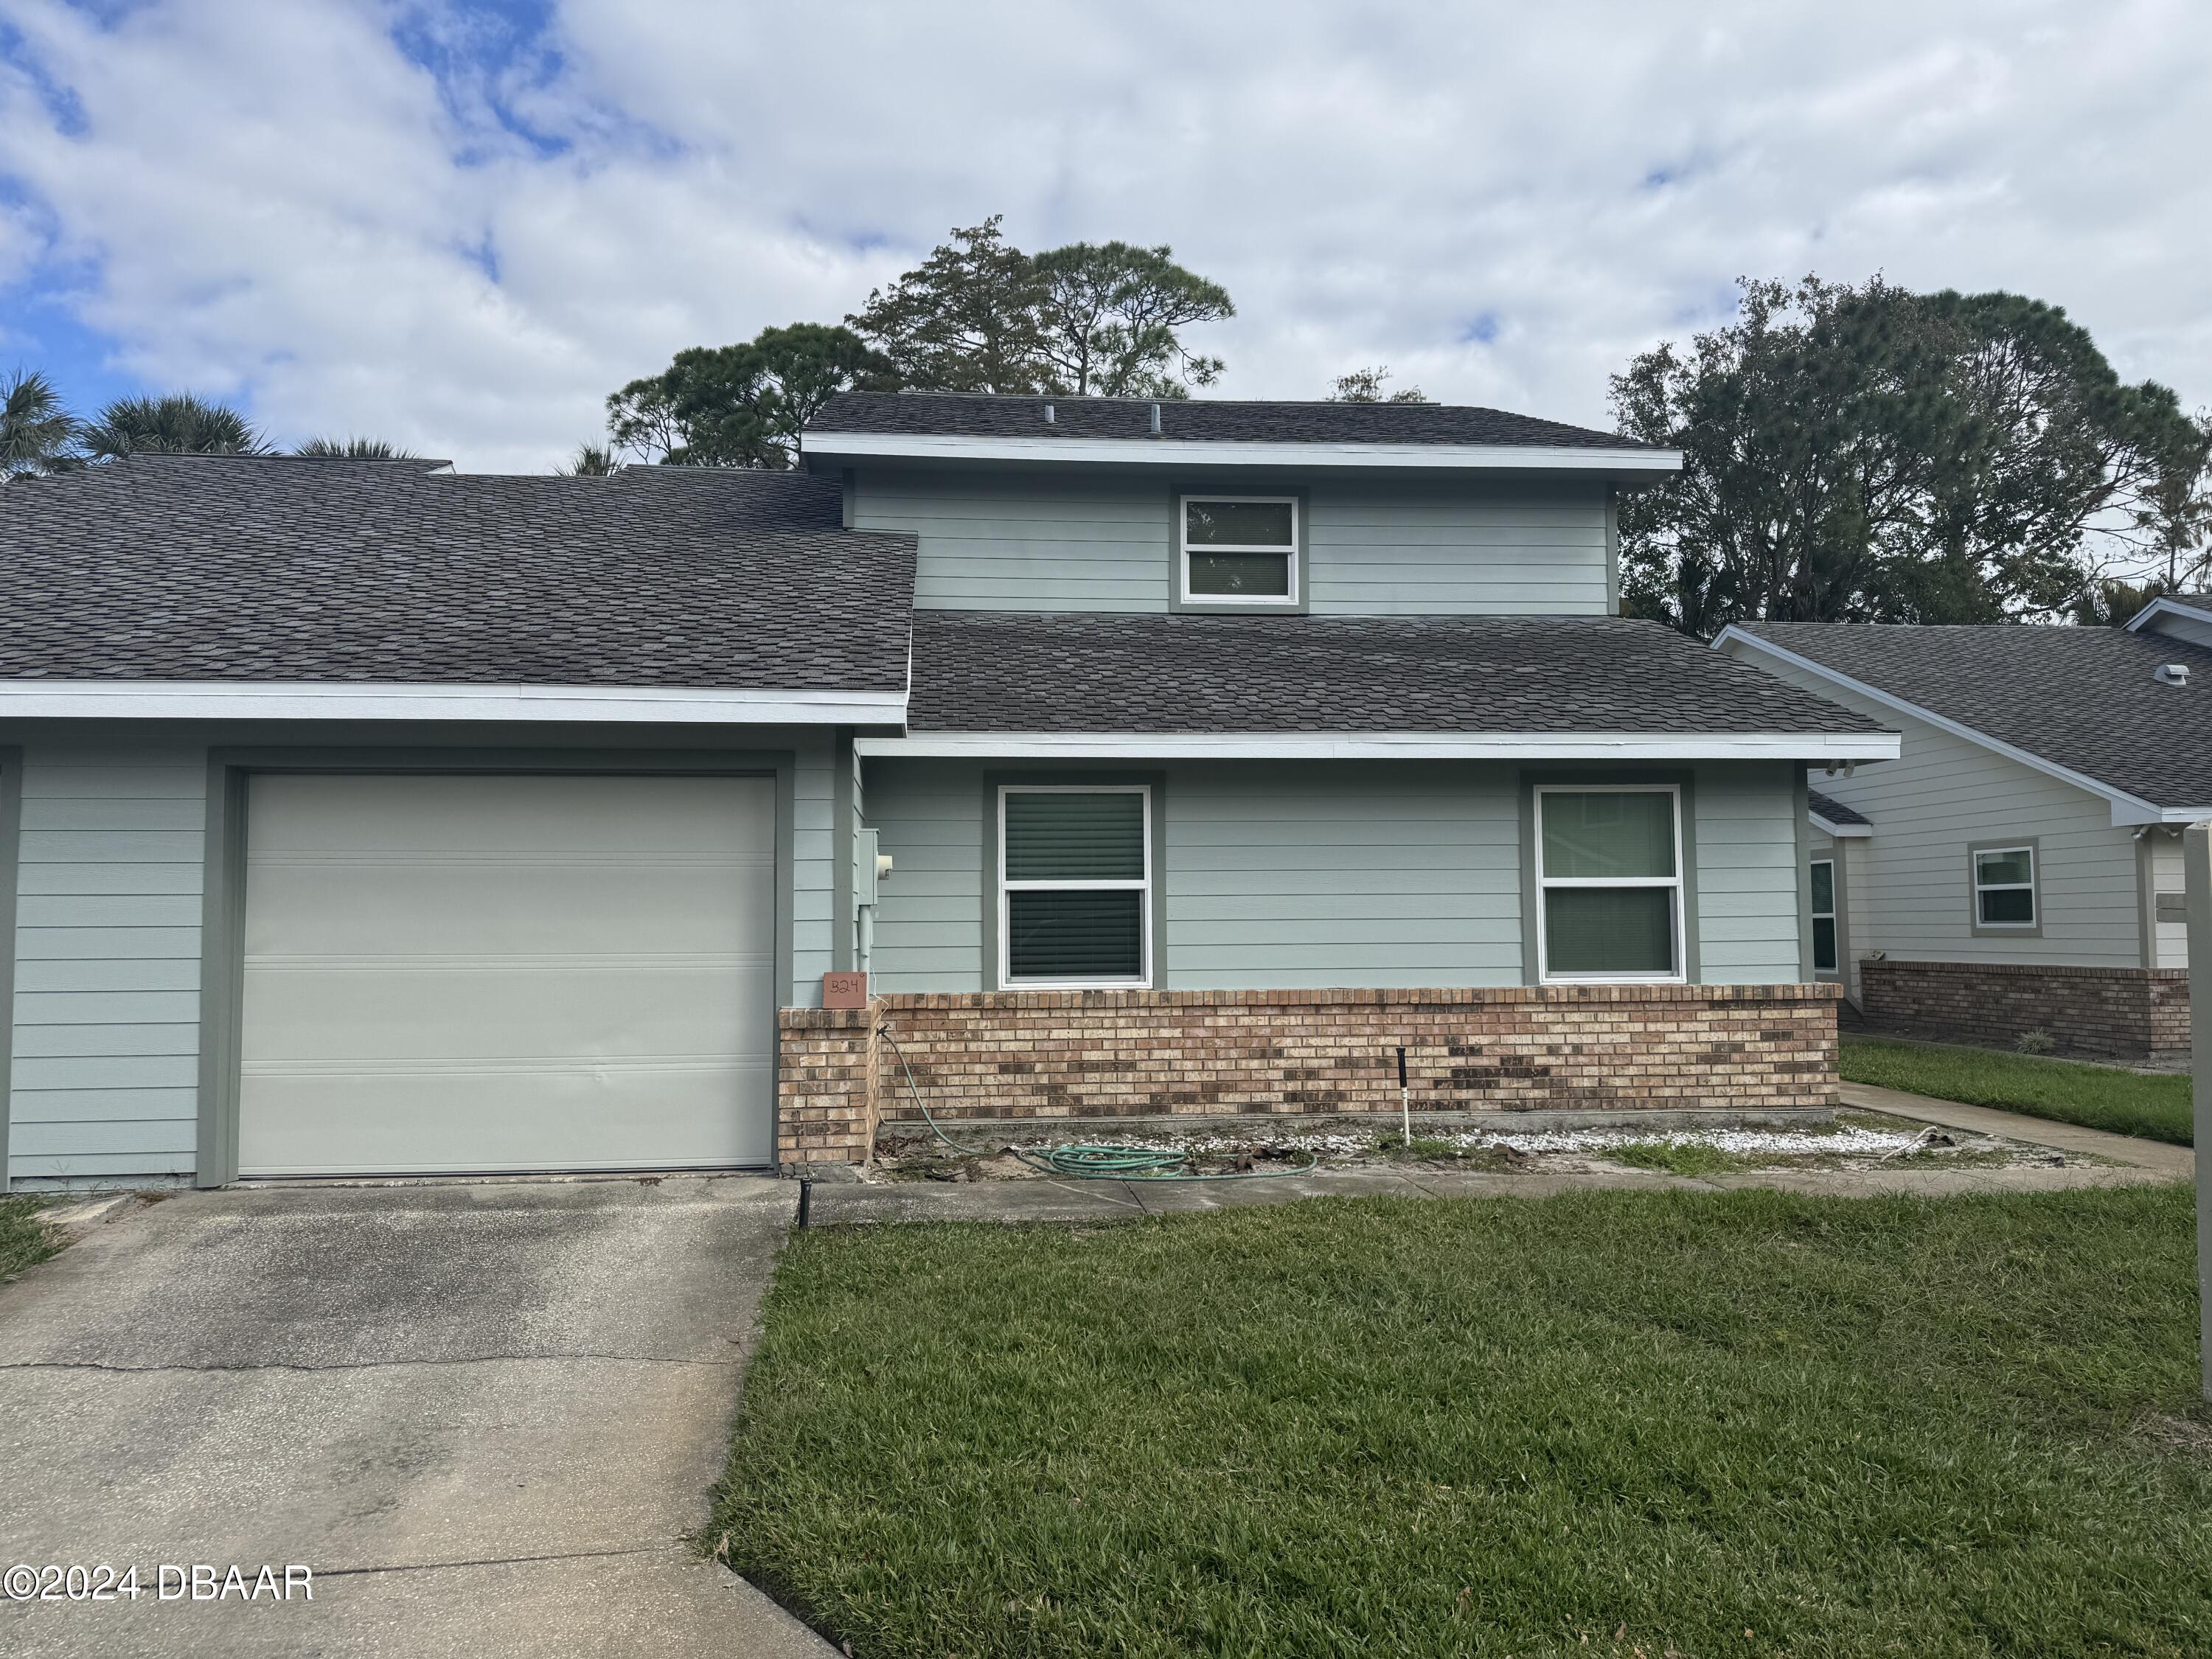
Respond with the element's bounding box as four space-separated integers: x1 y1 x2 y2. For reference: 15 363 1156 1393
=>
312 1543 686 1580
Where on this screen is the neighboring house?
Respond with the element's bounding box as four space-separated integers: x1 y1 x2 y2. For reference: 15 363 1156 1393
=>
0 397 1896 1191
1717 622 2212 1060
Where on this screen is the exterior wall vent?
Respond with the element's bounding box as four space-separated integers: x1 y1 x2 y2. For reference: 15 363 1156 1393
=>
2156 662 2191 686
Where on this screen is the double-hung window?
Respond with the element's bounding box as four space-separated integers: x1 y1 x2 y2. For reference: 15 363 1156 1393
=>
1535 786 1685 982
1972 844 2037 929
1809 859 1838 973
1180 495 1298 605
998 785 1151 988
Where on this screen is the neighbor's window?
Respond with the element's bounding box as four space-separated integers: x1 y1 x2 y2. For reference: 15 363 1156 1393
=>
1973 844 2037 928
1180 495 1298 604
1536 787 1684 981
999 785 1151 987
1810 858 1838 973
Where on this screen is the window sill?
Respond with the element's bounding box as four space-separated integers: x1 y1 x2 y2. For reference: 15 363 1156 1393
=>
998 978 1153 992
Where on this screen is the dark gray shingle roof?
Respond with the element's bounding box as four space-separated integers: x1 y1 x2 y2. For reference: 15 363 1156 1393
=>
0 455 915 690
1807 787 1871 827
1734 622 2212 810
809 391 1654 450
908 612 1887 736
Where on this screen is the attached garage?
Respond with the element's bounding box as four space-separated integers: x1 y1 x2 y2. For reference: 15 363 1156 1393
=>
235 772 779 1177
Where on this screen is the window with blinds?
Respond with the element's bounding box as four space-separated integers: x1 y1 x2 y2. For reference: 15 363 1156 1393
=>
1534 786 1684 982
1000 786 1151 986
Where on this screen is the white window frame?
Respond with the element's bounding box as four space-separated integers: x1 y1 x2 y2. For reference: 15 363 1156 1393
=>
1810 858 1838 974
1972 843 2037 931
1534 784 1686 985
1178 493 1299 607
998 784 1152 990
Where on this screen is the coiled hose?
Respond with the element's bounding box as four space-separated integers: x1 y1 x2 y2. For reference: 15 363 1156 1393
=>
880 1025 1318 1181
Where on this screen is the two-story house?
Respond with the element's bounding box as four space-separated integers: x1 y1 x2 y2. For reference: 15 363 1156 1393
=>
0 394 1894 1190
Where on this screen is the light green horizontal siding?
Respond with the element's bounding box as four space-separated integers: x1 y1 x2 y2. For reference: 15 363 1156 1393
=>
1693 762 1804 984
1306 481 1608 615
10 744 207 1185
856 467 1612 614
856 470 1172 611
1164 763 1523 987
862 757 1805 992
863 759 987 992
790 732 836 1006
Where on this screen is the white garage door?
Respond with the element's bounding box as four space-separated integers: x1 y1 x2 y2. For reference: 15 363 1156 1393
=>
237 773 777 1176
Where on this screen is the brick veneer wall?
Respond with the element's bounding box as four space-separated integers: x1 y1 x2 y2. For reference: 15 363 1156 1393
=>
778 984 1830 1154
1857 959 2191 1060
776 1005 880 1172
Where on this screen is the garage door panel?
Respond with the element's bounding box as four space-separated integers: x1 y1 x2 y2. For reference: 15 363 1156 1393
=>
237 773 778 1175
248 773 776 857
237 1060 768 1175
239 961 775 1063
241 860 776 957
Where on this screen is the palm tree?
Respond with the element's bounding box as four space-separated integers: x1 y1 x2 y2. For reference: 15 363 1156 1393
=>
558 442 621 476
82 392 265 460
294 436 417 459
0 369 81 477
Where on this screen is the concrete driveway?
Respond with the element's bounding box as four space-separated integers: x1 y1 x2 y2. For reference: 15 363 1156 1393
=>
0 1176 833 1658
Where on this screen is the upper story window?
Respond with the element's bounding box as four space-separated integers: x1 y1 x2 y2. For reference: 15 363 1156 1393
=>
1180 495 1298 605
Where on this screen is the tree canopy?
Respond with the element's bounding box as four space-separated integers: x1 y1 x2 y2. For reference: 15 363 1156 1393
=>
592 218 1234 468
0 369 79 477
1327 366 1430 403
83 392 265 459
607 322 888 468
295 435 417 459
1613 276 2211 634
845 216 1233 398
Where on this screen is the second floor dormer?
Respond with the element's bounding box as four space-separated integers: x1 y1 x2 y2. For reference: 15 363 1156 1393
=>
802 392 1679 618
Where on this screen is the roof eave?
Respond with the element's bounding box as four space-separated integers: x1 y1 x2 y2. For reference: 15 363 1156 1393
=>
1715 625 2185 827
858 729 1899 761
803 431 1681 479
0 680 909 726
1809 810 1874 838
2124 595 2212 636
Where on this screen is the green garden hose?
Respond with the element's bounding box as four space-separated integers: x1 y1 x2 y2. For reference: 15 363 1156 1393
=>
880 1025 1317 1181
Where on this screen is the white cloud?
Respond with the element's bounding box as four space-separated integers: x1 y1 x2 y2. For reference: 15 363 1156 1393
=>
0 0 2206 471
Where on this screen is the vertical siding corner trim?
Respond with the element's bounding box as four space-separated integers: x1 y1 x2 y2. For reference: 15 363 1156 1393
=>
0 748 21 1192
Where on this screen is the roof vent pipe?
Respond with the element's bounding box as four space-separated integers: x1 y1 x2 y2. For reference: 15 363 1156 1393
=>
2157 662 2191 686
1148 401 1161 434
1043 402 1054 424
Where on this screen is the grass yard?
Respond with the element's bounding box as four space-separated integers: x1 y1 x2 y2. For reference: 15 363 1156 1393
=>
1841 1034 2194 1146
716 1188 2211 1659
0 1195 58 1282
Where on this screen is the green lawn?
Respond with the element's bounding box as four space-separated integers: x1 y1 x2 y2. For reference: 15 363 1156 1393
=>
1842 1034 2195 1146
716 1189 2211 1658
0 1196 58 1281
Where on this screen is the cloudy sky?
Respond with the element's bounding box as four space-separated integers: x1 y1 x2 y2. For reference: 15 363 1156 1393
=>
0 0 2206 473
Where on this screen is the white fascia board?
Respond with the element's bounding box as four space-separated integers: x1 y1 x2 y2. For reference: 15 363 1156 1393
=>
1714 625 2171 826
2124 596 2212 636
804 431 1683 474
856 730 1900 761
0 680 909 725
1809 810 1873 839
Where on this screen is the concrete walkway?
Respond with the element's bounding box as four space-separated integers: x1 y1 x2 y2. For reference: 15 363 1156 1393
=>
0 1178 832 1659
1839 1081 2198 1177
